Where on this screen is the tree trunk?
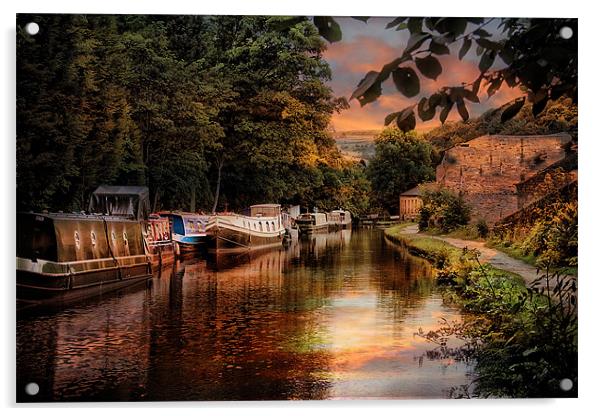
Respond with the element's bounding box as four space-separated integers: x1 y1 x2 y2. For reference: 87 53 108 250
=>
190 187 196 213
152 188 160 213
212 158 224 214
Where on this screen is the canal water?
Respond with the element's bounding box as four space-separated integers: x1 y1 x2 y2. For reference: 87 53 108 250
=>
17 229 474 401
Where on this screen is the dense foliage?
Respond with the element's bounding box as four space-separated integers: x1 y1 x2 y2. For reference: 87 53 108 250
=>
366 129 434 214
418 187 471 232
492 179 578 269
17 15 365 215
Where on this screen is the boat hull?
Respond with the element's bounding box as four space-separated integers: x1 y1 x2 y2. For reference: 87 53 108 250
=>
16 257 152 304
206 227 284 253
173 234 208 252
297 223 329 234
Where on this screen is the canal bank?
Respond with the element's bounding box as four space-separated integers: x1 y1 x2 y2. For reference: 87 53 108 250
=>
384 224 578 398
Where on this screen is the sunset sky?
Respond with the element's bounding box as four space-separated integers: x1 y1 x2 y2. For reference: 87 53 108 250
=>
323 17 523 133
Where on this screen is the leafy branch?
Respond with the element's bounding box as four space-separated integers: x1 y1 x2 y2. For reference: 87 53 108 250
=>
344 18 577 131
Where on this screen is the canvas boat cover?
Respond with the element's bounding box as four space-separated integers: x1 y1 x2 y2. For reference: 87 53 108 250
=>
88 186 151 221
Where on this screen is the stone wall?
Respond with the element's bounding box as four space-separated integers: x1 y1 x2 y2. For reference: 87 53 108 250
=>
436 134 572 224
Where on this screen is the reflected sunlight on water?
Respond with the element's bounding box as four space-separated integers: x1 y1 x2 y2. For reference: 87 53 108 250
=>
17 229 474 401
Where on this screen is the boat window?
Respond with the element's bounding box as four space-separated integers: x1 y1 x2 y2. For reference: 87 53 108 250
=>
74 231 80 250
259 222 263 231
271 221 275 231
91 231 97 247
123 232 128 246
111 231 117 241
265 222 269 231
254 222 257 230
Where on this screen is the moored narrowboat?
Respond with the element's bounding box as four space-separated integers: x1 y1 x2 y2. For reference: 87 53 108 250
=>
159 212 214 253
296 212 329 234
145 214 176 269
205 204 285 253
329 209 352 229
17 186 154 303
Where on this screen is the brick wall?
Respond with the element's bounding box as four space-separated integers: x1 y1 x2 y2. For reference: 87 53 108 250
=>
436 134 572 223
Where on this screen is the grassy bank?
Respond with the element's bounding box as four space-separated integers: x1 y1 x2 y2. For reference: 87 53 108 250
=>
384 225 578 398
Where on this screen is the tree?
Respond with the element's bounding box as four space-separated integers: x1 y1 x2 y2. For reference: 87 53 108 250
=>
418 186 471 232
17 15 350 214
366 128 434 214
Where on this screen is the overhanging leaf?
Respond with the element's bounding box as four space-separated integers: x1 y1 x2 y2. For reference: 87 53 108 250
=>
357 82 382 107
313 16 342 43
386 17 407 29
463 89 480 103
350 71 379 100
501 97 525 122
415 55 442 80
417 97 436 121
457 99 469 121
440 102 453 124
479 50 496 72
407 17 423 34
392 67 420 97
385 111 401 126
396 107 416 132
459 38 472 60
429 41 450 55
404 33 430 55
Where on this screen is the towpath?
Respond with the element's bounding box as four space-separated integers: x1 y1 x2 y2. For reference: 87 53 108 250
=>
399 224 541 286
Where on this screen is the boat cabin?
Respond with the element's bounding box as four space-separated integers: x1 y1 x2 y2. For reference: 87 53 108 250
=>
250 204 281 218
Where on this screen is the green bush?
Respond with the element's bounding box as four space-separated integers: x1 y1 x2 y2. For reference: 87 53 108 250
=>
476 219 489 238
418 186 471 232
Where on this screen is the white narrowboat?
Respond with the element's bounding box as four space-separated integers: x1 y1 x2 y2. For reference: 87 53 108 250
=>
296 212 329 234
206 204 286 253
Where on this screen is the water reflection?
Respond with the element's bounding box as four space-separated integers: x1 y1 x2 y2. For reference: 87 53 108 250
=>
17 229 473 401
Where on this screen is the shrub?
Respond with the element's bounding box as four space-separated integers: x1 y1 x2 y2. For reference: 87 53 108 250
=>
476 219 489 238
418 186 471 232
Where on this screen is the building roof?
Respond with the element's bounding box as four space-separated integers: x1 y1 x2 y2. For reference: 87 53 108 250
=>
400 186 421 197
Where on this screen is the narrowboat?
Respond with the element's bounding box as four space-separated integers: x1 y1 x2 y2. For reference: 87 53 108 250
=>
17 186 153 303
159 212 214 253
329 209 352 229
205 204 285 253
296 212 329 234
145 214 176 269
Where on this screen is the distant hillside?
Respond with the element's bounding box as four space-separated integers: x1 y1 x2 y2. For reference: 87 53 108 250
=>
423 97 577 155
335 136 376 161
333 130 381 139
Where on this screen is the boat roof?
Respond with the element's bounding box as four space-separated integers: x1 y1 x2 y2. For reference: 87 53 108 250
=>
250 204 281 208
91 185 150 198
18 211 139 222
